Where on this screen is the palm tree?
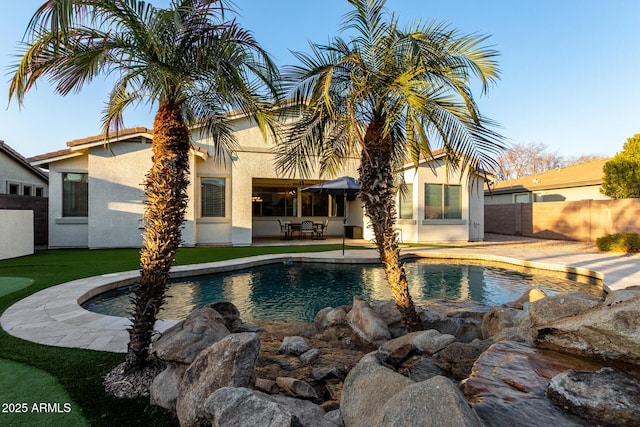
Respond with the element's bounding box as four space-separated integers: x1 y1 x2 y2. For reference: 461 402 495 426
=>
275 0 504 331
10 0 279 370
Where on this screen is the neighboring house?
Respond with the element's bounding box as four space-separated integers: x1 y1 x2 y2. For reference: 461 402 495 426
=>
484 158 610 205
30 120 485 248
0 140 49 256
1 140 48 196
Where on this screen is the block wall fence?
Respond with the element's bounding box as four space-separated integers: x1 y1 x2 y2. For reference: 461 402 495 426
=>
485 199 640 242
0 194 48 247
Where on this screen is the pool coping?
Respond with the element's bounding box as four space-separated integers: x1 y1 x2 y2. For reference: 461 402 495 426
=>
0 247 628 354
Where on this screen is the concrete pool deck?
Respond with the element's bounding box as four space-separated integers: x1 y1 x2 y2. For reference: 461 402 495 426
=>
1 235 639 354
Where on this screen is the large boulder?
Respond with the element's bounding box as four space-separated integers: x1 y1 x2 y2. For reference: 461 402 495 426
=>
370 300 407 337
532 294 640 364
463 340 602 427
341 351 485 427
176 332 261 427
378 376 482 427
340 352 413 427
528 293 601 327
547 367 640 426
503 288 547 309
400 356 446 382
482 306 532 343
204 387 292 426
377 330 456 366
603 287 640 306
421 310 483 342
315 306 350 330
432 339 492 380
346 296 391 347
203 387 335 427
152 304 231 365
150 363 185 411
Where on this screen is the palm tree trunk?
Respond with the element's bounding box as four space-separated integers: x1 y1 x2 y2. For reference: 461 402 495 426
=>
124 102 191 371
358 118 423 332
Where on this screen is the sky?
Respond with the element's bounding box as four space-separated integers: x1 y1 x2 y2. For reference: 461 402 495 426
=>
0 0 639 159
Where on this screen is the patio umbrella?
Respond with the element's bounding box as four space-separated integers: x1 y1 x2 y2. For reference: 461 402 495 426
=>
302 176 360 254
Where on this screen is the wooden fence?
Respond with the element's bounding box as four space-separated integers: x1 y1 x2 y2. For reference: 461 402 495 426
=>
484 199 640 242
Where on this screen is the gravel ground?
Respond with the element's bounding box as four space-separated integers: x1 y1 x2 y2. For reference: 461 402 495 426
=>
104 359 165 398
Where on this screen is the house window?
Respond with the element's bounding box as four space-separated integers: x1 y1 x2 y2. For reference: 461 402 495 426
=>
35 187 44 197
62 173 88 217
514 193 530 203
302 192 344 217
252 187 296 217
22 185 33 196
302 192 341 217
8 182 19 195
251 186 345 217
201 178 225 217
424 184 462 219
399 184 413 219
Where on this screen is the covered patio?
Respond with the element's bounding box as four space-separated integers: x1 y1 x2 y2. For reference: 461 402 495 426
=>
250 178 364 241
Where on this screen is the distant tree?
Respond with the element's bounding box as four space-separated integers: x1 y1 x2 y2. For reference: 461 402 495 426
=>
601 134 640 199
565 153 606 165
496 142 563 180
496 142 604 181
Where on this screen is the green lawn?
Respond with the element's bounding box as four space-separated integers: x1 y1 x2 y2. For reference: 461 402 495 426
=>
0 277 34 297
0 244 364 426
0 358 89 427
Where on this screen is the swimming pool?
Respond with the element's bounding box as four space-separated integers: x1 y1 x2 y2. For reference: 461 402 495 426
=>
82 260 603 322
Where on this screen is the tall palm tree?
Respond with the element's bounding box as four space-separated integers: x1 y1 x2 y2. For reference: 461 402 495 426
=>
275 0 504 331
10 0 279 370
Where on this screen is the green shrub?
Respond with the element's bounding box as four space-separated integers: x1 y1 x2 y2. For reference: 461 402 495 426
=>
596 232 640 253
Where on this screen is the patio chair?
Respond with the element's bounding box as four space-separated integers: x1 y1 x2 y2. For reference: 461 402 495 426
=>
300 220 315 239
278 219 292 240
314 219 329 240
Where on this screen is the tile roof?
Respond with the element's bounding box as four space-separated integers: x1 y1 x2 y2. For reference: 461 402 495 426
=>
486 157 609 194
66 127 152 147
27 148 74 164
28 126 210 164
28 127 153 165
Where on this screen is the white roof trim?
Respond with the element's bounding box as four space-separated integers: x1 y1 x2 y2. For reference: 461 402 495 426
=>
31 151 84 166
68 132 153 151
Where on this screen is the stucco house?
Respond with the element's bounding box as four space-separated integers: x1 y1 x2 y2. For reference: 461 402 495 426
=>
484 158 610 205
390 155 485 243
29 118 485 248
0 140 49 259
1 140 48 197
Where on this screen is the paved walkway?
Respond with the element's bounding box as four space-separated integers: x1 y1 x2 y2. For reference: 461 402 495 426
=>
2 236 639 354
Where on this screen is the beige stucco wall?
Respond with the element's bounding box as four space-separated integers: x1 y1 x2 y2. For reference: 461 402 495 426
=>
484 192 516 205
45 117 484 247
468 182 484 241
193 119 361 246
0 151 48 196
87 142 151 248
192 149 232 245
377 159 481 243
538 185 609 202
0 210 33 259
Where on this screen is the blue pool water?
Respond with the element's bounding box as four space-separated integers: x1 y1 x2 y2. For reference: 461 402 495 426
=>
82 260 603 322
